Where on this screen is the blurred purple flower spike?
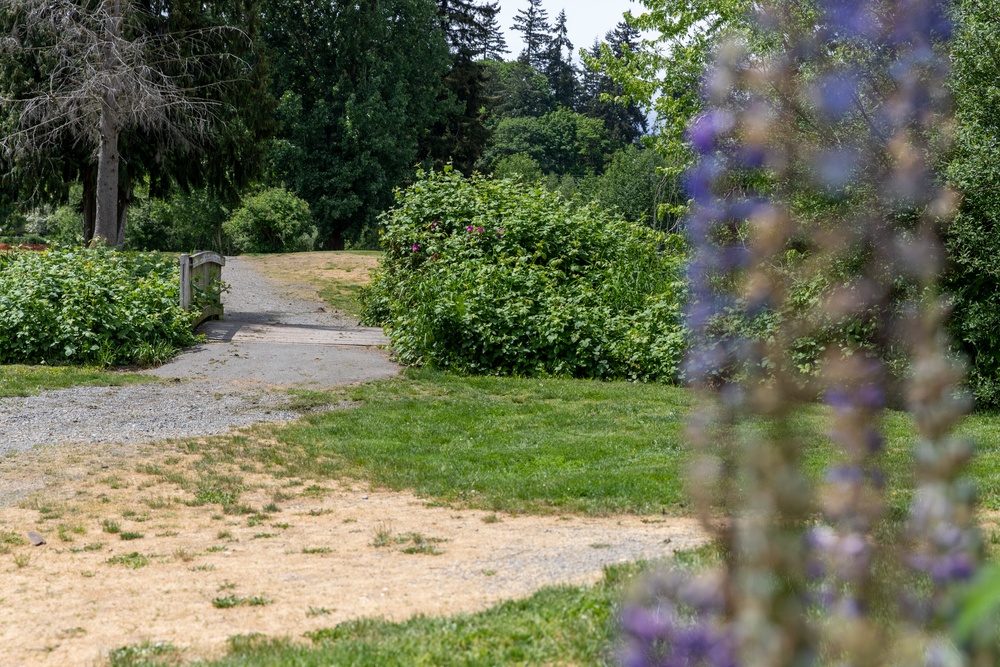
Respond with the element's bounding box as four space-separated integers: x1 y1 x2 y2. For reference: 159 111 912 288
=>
687 110 735 155
815 71 859 120
893 0 953 43
817 147 860 192
819 0 883 39
622 604 672 642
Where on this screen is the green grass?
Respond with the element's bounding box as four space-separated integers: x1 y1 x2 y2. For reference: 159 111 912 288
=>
0 364 154 397
107 552 150 569
120 548 721 667
179 368 1000 515
317 283 366 318
112 557 678 667
196 369 692 515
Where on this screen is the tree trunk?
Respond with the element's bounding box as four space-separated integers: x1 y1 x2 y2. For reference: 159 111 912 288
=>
82 163 97 243
94 99 120 246
93 0 123 247
115 181 132 248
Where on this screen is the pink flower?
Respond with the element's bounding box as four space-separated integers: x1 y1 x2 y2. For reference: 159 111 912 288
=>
497 227 505 237
411 243 420 252
476 226 484 233
466 225 474 232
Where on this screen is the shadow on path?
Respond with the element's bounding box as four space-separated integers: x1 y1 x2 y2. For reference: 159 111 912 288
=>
148 255 399 387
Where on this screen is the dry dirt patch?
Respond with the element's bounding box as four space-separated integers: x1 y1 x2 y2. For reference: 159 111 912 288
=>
249 251 380 316
0 439 707 667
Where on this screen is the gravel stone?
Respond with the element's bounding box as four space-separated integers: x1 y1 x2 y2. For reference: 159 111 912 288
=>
0 255 398 459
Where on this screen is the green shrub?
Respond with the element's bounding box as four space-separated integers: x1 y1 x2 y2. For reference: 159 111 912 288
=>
223 187 316 254
0 247 198 366
361 168 688 380
491 153 543 182
590 146 672 227
126 189 230 254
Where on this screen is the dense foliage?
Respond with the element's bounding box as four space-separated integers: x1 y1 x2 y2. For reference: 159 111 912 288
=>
126 188 231 254
361 169 687 380
944 0 1000 407
261 0 451 248
0 248 197 366
223 187 316 254
0 0 273 245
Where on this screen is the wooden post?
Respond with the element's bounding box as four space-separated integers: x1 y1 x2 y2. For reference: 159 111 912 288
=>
179 253 191 310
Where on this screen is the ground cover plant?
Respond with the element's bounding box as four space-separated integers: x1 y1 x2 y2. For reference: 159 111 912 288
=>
361 169 688 381
0 247 197 366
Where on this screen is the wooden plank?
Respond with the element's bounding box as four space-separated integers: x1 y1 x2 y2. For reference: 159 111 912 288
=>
198 321 390 347
190 251 226 269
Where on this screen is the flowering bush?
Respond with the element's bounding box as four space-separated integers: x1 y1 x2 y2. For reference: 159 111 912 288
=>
0 247 197 366
620 0 995 665
361 168 688 380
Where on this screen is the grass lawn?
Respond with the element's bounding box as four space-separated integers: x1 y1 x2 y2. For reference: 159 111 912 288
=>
182 368 1000 516
108 547 721 667
0 364 154 398
249 250 381 318
189 369 693 515
9 366 996 666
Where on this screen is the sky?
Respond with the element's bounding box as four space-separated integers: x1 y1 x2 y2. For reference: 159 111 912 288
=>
495 0 640 62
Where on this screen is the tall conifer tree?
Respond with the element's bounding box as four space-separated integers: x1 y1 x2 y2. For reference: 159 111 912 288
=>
511 0 551 71
580 22 647 146
545 9 578 109
420 0 506 173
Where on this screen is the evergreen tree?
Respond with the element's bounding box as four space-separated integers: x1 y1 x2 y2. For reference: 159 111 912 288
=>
420 0 506 174
580 22 647 147
437 0 501 61
511 0 551 71
480 5 509 60
263 0 452 248
545 9 578 109
481 60 555 121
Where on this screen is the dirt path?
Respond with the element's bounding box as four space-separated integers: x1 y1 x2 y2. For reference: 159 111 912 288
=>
146 254 398 387
0 253 709 666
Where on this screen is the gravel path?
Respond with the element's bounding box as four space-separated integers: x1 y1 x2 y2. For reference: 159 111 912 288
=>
0 256 398 463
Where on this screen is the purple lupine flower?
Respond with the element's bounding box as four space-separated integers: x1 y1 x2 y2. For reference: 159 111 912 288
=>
687 109 735 154
819 0 883 39
813 71 860 120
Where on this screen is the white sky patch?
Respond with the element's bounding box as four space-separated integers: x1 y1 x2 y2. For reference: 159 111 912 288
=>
496 0 640 63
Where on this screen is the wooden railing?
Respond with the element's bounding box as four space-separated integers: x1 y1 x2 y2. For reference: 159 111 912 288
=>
180 251 225 327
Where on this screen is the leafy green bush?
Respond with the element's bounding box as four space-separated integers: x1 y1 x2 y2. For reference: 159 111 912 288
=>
942 1 1000 408
361 169 688 380
590 146 672 227
0 247 198 366
126 189 231 254
223 187 316 254
491 153 543 182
